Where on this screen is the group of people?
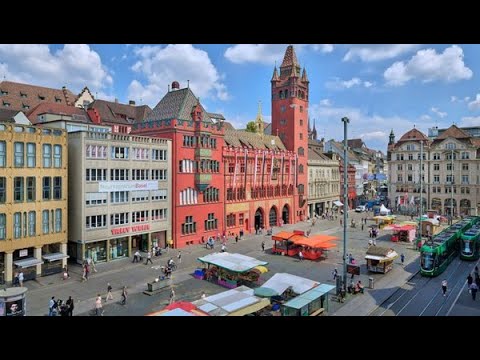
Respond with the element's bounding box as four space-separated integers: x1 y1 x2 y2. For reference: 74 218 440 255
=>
81 258 96 281
12 271 24 287
467 266 480 300
48 296 74 316
348 280 364 294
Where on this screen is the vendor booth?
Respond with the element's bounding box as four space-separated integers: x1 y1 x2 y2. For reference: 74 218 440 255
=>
385 224 416 242
146 301 210 316
192 286 271 316
420 219 441 237
365 246 398 274
281 283 336 316
373 215 396 229
196 252 268 289
272 230 337 260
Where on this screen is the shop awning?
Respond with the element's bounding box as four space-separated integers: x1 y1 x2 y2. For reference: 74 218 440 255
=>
333 201 343 207
42 252 69 262
13 257 44 268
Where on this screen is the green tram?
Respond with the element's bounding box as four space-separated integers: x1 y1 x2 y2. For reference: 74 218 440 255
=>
460 218 480 261
420 217 477 277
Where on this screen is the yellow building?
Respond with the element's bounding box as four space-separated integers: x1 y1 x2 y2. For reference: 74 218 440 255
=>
0 123 68 285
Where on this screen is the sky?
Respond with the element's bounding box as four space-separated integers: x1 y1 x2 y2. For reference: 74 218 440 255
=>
1 44 480 152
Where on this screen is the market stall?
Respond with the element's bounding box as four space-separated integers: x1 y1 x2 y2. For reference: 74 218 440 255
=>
146 301 209 316
420 219 441 237
385 224 416 243
271 231 302 256
281 283 336 316
197 252 268 289
373 215 396 229
192 286 271 316
365 246 398 274
290 234 338 260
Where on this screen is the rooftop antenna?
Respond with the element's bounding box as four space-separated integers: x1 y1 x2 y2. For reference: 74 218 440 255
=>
187 80 190 89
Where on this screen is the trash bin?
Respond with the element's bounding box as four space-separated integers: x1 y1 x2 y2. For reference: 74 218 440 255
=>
369 277 374 289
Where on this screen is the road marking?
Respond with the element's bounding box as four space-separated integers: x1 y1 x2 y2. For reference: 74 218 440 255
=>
445 258 480 316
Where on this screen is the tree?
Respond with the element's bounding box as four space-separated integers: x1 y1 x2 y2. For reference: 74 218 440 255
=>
246 121 257 133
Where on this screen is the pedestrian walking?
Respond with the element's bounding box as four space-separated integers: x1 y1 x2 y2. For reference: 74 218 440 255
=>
63 265 69 280
298 251 304 261
48 296 56 316
66 296 74 316
221 244 226 253
106 283 113 301
95 294 104 316
261 241 265 252
121 286 128 305
470 282 478 300
332 268 338 280
89 258 97 273
177 251 182 264
441 279 448 296
361 223 364 231
400 253 405 265
18 271 24 287
169 288 176 305
235 235 239 243
467 273 473 286
340 218 343 226
145 251 153 265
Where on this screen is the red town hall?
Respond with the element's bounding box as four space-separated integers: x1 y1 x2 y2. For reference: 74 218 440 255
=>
133 45 309 248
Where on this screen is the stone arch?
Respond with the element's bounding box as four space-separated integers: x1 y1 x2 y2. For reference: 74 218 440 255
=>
460 199 471 216
282 204 290 225
254 207 264 230
269 206 278 227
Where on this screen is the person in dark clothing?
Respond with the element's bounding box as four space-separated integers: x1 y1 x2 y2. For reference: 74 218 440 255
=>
470 282 478 301
467 273 473 286
400 253 405 265
66 296 74 316
261 241 265 252
235 235 239 243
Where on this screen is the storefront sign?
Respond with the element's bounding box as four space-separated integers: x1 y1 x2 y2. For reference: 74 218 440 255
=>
111 224 150 235
19 249 28 257
99 181 158 192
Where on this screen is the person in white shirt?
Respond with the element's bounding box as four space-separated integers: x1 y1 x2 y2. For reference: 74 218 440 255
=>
221 244 226 253
298 251 304 261
18 271 24 287
441 279 448 296
48 297 56 316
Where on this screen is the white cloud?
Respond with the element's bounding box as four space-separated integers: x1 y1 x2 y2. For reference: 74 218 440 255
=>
343 44 419 62
420 115 431 121
326 77 373 90
319 99 332 106
0 44 112 94
468 94 480 111
128 44 228 106
465 96 471 102
461 116 480 127
224 44 294 65
310 103 428 151
451 96 457 102
312 44 334 53
384 45 473 86
431 107 447 118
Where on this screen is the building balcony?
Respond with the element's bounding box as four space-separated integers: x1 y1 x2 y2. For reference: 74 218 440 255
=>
195 173 211 192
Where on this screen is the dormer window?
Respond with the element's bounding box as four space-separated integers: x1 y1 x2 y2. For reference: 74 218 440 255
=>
22 104 30 110
0 90 8 96
2 101 10 107
55 97 62 103
38 95 45 101
20 92 27 98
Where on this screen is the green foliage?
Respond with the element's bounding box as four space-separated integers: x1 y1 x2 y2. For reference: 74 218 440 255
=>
246 121 257 133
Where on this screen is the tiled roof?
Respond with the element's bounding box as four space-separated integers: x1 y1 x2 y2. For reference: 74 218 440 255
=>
224 128 286 150
347 139 364 149
223 121 236 131
207 112 225 120
366 246 394 257
0 81 76 111
397 128 429 143
434 124 471 140
308 148 332 162
0 108 20 122
27 102 90 123
281 45 299 68
150 88 211 122
88 100 152 125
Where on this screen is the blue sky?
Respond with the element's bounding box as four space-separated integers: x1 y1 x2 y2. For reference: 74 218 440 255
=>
1 44 480 151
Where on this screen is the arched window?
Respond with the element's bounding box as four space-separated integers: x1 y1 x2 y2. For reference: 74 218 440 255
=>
298 147 304 156
279 91 284 99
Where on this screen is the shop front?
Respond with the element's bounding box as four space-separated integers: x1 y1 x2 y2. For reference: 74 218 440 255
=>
151 231 166 249
132 234 149 252
85 241 107 263
13 248 42 281
109 237 129 260
42 243 69 276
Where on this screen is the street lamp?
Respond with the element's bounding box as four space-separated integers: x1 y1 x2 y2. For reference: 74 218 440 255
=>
417 141 423 249
450 148 454 225
341 117 349 293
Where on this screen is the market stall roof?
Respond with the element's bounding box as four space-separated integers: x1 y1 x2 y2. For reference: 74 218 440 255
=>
42 252 69 262
146 301 209 316
384 224 416 231
13 257 44 268
421 218 440 225
197 252 268 273
272 231 296 241
283 284 336 310
333 200 343 207
261 273 319 295
192 285 270 316
291 234 338 248
365 246 398 263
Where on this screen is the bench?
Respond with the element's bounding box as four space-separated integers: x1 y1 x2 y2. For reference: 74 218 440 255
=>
310 308 325 316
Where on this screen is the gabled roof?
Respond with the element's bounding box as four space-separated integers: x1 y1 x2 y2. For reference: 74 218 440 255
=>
0 108 20 122
88 99 152 125
27 102 90 123
150 87 211 122
0 81 76 111
308 148 332 162
434 124 471 141
224 128 286 151
366 246 395 257
347 139 364 149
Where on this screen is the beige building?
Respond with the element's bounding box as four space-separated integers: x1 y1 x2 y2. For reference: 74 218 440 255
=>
307 141 340 217
388 125 480 216
0 123 68 284
68 131 172 264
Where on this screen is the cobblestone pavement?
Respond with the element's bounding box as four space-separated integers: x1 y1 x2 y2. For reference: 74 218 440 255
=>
13 210 426 316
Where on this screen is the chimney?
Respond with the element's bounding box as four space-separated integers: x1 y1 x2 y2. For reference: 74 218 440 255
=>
129 100 135 106
114 98 119 103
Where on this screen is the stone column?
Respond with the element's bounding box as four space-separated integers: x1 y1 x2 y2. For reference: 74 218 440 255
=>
81 242 85 264
106 239 111 262
61 243 67 268
128 236 132 257
5 251 13 284
34 246 42 276
148 233 152 252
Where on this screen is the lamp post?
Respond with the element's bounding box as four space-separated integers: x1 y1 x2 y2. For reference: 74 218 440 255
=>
450 148 454 225
417 141 423 249
341 117 349 293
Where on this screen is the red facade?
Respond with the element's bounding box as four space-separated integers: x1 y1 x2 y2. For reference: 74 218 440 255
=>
132 91 225 248
270 46 309 222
